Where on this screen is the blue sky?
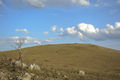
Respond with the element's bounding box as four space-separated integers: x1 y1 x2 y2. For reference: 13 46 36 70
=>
0 0 120 51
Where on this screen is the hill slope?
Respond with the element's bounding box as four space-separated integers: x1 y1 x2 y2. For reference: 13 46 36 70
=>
0 43 120 72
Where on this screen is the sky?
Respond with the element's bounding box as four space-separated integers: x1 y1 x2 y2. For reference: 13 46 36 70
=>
0 0 120 51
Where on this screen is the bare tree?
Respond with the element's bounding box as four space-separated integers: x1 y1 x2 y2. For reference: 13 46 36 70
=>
11 37 28 68
16 38 26 62
10 36 41 63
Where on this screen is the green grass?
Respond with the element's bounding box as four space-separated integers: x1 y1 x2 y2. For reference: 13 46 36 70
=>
0 43 120 80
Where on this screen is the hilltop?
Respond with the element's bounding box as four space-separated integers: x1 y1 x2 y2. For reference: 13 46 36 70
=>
0 43 120 72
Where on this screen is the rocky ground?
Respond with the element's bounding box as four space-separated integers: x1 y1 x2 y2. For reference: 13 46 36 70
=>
0 57 120 80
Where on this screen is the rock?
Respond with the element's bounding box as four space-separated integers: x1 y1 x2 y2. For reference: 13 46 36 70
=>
22 77 31 80
0 72 8 80
29 64 40 71
30 73 35 77
22 73 32 80
17 72 32 80
78 70 85 76
22 63 27 68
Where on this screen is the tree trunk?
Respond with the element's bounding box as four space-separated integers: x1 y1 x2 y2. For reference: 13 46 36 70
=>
18 49 23 69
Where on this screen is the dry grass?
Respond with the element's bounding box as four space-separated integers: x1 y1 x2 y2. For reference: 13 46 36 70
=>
0 43 120 80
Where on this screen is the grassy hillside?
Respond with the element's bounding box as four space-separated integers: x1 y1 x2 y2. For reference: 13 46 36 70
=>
0 43 120 73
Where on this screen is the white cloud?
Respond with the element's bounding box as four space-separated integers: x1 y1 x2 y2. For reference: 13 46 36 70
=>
71 0 90 6
57 22 120 41
1 35 61 45
43 37 62 43
58 28 64 35
9 36 33 44
106 24 114 29
16 29 29 33
22 0 45 8
58 26 83 38
66 26 77 35
0 28 61 51
7 36 45 48
77 32 83 38
77 23 99 33
33 40 41 45
43 31 49 35
23 0 90 8
59 28 64 32
1 0 91 9
44 39 53 42
115 22 120 28
51 25 57 31
0 36 57 48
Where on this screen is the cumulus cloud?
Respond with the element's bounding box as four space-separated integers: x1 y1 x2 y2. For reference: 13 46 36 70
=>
77 32 83 38
58 26 83 38
43 31 49 35
51 25 57 31
66 26 77 35
77 23 99 33
57 22 120 41
16 29 29 33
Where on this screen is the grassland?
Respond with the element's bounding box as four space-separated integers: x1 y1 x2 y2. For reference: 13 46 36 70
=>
0 43 120 80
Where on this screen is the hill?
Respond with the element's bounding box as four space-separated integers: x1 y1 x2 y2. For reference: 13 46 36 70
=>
0 43 120 73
